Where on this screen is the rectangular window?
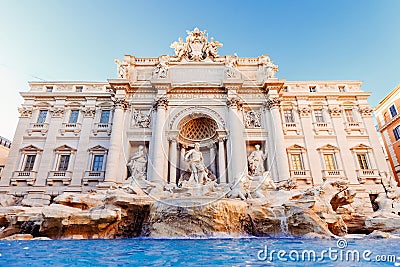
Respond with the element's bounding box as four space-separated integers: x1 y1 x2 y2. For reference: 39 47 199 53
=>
23 155 36 172
338 86 345 92
394 126 400 141
100 110 110 124
357 153 369 170
58 155 70 171
69 110 79 123
344 109 355 122
92 155 104 171
390 105 398 118
37 110 48 124
283 109 294 123
314 109 324 122
309 86 316 92
323 153 337 170
76 86 83 92
46 86 53 92
291 154 304 170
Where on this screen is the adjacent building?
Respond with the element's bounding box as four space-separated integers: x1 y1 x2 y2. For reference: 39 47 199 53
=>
375 84 400 185
0 28 389 206
0 136 11 178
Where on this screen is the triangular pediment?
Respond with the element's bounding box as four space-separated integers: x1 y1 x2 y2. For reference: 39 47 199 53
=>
55 144 76 152
350 144 372 150
317 144 339 151
20 144 43 152
88 145 108 152
287 144 306 151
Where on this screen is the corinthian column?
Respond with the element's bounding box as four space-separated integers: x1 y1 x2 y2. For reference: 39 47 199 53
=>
148 96 168 182
226 97 247 183
267 97 290 182
104 98 126 184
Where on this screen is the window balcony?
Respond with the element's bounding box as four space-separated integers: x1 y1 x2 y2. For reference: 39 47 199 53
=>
10 171 37 186
47 170 72 185
356 169 380 184
27 123 49 136
92 123 112 136
282 122 301 135
313 122 333 135
344 121 365 134
60 122 81 136
322 169 345 180
290 169 312 184
83 170 105 185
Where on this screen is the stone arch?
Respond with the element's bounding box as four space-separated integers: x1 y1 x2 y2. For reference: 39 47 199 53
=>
169 106 225 130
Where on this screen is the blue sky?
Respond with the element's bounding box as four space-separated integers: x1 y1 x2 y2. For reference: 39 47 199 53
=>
1 0 399 140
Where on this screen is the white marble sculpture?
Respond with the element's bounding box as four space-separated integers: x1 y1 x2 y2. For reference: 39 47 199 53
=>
184 143 208 184
127 145 147 180
248 144 267 176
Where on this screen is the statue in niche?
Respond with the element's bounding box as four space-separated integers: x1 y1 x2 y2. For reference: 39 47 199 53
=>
248 144 267 176
245 111 262 128
127 145 147 180
184 142 209 184
133 110 150 128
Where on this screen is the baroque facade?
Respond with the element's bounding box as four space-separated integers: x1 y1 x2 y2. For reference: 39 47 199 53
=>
0 28 390 205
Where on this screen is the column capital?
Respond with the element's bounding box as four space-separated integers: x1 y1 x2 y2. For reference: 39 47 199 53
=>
328 106 342 117
50 107 65 118
266 97 281 109
82 107 96 118
113 98 128 110
226 97 243 110
359 106 373 117
298 106 311 117
18 107 33 118
153 96 169 110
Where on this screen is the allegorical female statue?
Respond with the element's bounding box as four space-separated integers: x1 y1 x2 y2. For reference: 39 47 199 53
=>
127 145 147 180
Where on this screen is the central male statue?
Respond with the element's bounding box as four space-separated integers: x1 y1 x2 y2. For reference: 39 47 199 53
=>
184 142 208 184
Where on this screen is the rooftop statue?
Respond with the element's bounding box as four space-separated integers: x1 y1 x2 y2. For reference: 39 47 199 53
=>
170 27 223 61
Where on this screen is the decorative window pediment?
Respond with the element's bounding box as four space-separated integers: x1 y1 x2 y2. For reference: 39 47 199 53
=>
287 144 307 152
20 145 43 153
55 144 77 152
317 144 339 151
88 145 108 153
350 144 372 151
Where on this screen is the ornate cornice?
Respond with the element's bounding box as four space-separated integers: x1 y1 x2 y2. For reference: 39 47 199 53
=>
18 107 33 118
50 108 65 118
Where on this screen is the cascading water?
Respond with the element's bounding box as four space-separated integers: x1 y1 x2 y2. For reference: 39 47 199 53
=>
271 206 289 235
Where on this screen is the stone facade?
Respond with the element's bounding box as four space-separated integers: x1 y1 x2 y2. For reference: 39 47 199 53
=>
0 28 389 205
0 137 11 178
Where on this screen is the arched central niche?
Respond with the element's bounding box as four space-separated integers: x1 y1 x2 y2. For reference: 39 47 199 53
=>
178 115 218 145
